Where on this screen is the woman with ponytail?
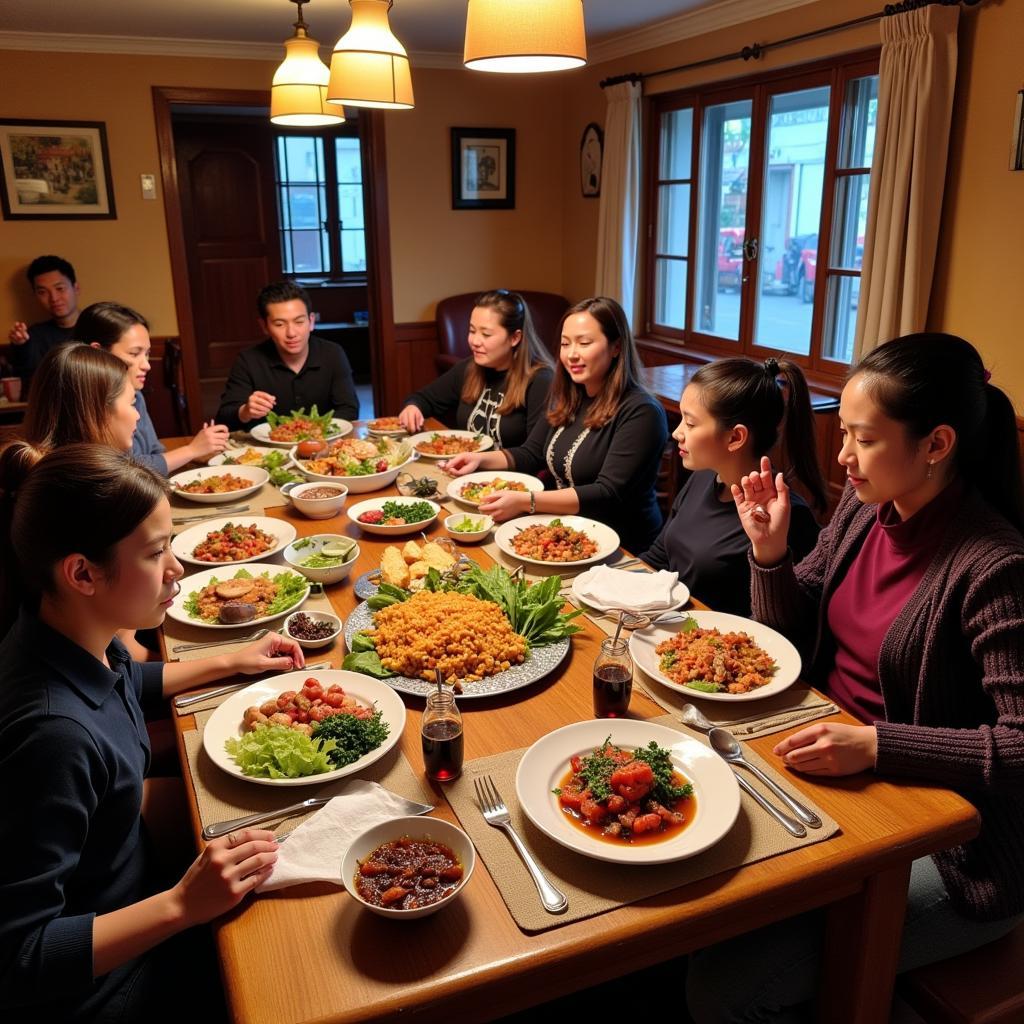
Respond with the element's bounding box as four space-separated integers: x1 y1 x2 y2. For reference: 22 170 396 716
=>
687 333 1024 1023
0 444 304 1019
639 356 823 616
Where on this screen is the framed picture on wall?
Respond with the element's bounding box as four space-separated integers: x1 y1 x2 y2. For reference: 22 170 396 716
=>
451 127 515 210
0 119 116 220
580 122 603 197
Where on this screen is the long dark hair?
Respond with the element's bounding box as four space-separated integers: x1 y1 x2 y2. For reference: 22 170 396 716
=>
71 300 149 347
853 333 1024 532
692 356 827 513
22 343 130 450
547 296 648 430
0 444 168 634
460 289 554 415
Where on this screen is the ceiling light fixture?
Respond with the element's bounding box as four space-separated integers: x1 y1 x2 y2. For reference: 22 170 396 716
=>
327 0 414 110
271 0 346 126
464 0 587 74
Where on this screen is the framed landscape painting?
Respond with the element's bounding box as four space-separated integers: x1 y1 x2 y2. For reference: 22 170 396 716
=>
451 127 515 210
0 119 116 219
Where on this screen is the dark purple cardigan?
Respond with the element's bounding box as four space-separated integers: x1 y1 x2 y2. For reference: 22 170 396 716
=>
750 484 1024 921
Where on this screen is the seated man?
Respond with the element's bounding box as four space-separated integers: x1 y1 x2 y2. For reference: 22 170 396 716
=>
7 255 81 391
216 280 359 430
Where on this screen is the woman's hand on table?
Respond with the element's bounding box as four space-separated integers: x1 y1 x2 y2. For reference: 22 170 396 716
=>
443 451 486 476
732 456 792 567
229 632 306 676
773 722 878 776
172 828 278 927
398 404 424 432
479 489 530 522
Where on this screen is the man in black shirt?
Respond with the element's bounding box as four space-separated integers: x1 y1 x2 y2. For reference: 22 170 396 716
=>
216 280 359 430
6 254 81 391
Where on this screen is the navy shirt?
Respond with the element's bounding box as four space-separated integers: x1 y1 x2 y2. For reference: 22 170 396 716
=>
0 612 164 1018
10 320 76 391
131 390 168 476
216 334 359 431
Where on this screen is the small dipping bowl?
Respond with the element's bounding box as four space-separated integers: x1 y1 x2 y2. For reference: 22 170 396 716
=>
282 480 348 520
442 512 494 544
283 609 343 650
283 534 360 585
341 816 475 920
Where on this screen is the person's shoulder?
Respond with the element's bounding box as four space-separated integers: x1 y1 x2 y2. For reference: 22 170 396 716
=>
951 491 1024 563
309 334 352 370
236 338 276 365
618 385 668 432
529 363 555 386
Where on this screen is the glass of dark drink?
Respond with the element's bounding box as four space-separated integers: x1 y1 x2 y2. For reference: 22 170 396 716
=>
421 688 464 781
593 637 633 718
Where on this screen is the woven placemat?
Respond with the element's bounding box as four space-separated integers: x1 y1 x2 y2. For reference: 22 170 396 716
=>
443 714 839 934
183 710 431 836
165 589 337 662
170 481 288 532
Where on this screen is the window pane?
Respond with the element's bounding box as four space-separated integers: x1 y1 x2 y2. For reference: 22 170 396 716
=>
839 75 878 169
654 259 687 329
282 137 322 182
338 183 364 230
335 137 362 182
830 173 868 271
285 229 327 273
695 99 751 340
659 108 693 179
822 274 859 363
656 183 690 257
341 229 367 273
286 185 323 230
753 85 830 356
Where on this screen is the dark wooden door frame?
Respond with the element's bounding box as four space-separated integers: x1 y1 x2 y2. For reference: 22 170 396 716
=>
152 85 396 430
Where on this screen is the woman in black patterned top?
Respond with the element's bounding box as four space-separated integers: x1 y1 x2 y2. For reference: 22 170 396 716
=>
446 296 668 553
398 290 554 449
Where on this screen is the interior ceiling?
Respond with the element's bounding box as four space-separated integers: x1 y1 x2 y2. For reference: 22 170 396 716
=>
0 0 719 53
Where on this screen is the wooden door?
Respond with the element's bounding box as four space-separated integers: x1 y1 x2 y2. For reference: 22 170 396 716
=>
173 118 282 417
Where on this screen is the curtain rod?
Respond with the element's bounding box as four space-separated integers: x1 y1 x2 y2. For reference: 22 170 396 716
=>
599 0 981 89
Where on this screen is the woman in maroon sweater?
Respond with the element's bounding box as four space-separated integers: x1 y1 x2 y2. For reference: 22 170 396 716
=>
688 333 1024 1023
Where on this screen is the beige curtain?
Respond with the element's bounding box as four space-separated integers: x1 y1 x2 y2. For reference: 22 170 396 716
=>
595 81 643 328
853 4 959 359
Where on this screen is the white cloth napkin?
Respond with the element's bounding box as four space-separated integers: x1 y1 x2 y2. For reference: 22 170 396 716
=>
575 566 681 611
257 780 430 892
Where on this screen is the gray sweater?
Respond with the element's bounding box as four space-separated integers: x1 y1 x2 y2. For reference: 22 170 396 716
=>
750 483 1024 921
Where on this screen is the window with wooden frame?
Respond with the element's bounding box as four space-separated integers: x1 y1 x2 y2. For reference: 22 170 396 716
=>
644 52 879 380
274 128 367 279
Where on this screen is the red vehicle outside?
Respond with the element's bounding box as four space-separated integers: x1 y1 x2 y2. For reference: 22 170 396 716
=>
717 227 744 292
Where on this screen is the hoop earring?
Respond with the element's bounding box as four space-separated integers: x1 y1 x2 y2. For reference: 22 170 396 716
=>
926 459 934 480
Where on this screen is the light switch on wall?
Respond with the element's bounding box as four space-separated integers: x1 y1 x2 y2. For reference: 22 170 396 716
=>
141 174 157 199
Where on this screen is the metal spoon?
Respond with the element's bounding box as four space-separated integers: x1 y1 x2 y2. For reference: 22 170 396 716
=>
708 728 822 829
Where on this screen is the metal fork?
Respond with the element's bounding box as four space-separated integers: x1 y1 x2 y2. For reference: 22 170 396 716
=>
474 775 568 914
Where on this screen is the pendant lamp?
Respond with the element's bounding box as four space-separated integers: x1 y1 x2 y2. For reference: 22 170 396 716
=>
271 0 346 126
327 0 414 110
464 0 587 73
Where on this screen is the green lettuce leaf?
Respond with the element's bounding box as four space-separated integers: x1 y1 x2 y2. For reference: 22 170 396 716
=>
225 725 336 778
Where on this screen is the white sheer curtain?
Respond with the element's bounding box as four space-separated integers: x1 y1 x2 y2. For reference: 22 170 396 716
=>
853 4 959 359
594 81 642 327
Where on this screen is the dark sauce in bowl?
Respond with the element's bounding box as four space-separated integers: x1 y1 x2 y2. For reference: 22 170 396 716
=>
355 837 464 910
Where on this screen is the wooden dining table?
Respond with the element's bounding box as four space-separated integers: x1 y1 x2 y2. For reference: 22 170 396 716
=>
167 425 978 1024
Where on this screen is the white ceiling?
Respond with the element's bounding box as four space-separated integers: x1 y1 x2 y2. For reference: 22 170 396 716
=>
0 0 819 65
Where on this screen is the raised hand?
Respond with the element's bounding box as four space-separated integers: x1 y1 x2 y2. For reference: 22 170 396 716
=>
240 390 276 424
731 455 791 567
8 321 29 345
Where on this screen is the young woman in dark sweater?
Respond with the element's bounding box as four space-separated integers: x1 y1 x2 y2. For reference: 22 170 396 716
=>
398 289 554 448
639 357 823 615
445 296 668 553
687 334 1024 1023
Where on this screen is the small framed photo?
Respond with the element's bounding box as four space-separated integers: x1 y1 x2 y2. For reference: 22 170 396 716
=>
451 127 515 210
0 119 116 220
580 122 604 198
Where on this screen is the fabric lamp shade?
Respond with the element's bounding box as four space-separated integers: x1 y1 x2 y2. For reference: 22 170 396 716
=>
464 0 586 73
327 0 415 109
271 31 346 126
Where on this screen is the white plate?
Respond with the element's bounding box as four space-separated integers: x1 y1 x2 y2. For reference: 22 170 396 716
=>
347 497 440 536
250 418 353 448
167 562 310 630
445 471 544 508
208 445 283 468
407 430 494 460
171 516 297 567
515 720 740 865
493 514 620 568
291 446 417 493
629 610 802 702
168 464 269 504
571 567 690 613
202 670 406 787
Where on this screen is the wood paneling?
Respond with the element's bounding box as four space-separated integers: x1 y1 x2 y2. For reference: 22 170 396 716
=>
391 320 440 410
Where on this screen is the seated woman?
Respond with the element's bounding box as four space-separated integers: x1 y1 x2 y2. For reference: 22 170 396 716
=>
0 443 301 1020
447 296 668 553
72 301 228 474
398 289 554 448
687 333 1024 1023
640 357 823 615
